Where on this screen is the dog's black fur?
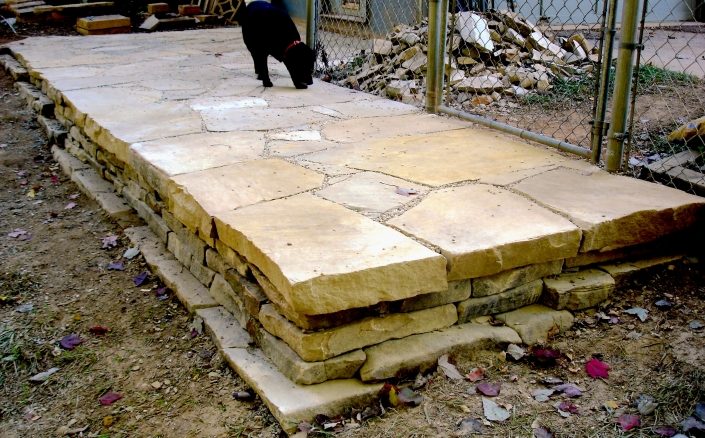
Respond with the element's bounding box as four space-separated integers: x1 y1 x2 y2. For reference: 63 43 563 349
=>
241 1 314 89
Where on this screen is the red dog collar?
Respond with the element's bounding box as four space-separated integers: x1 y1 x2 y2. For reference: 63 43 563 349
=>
284 40 302 57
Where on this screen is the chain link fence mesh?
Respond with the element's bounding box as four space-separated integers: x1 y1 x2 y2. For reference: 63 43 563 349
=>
440 1 605 150
627 0 705 196
313 0 431 106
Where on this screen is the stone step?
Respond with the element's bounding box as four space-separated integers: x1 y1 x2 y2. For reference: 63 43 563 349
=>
0 55 29 81
542 269 615 311
14 81 54 116
495 304 574 345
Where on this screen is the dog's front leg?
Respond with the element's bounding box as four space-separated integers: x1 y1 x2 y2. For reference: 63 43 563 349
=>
253 52 273 87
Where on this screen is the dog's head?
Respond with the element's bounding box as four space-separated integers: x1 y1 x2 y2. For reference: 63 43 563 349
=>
284 43 315 89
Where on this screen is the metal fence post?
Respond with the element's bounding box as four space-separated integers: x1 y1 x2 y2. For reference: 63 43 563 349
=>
590 0 618 164
425 0 444 113
306 0 316 49
605 0 642 172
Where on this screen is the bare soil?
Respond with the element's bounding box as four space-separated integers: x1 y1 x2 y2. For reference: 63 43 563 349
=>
2 25 705 438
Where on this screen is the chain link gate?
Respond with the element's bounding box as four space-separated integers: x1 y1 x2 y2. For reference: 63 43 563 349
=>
627 0 705 196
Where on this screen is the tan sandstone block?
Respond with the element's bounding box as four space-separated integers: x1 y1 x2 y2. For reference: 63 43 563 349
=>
258 304 458 362
473 260 564 297
542 269 615 311
215 194 448 316
513 168 705 252
457 280 543 322
209 274 249 327
360 323 521 381
169 159 323 240
495 304 574 345
599 255 682 284
388 185 580 280
197 306 252 350
222 347 381 434
223 268 268 318
256 327 366 385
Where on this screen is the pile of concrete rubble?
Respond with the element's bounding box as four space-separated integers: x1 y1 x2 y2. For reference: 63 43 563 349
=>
341 10 599 107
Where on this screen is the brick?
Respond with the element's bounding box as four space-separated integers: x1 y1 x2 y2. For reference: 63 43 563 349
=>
77 14 130 30
178 4 201 15
147 2 170 13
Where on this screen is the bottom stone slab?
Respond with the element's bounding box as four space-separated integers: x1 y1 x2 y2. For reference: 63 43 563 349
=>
222 347 382 435
495 304 574 345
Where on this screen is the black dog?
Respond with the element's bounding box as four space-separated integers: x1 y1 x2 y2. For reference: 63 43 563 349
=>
241 1 315 89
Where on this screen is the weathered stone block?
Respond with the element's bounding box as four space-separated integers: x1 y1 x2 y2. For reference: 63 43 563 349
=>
163 209 207 266
71 169 114 198
397 281 471 312
77 14 131 30
542 269 615 311
473 260 563 297
147 2 170 13
259 303 458 362
121 183 170 243
457 280 543 322
495 304 574 345
255 326 366 385
167 231 193 269
209 274 248 327
223 268 268 318
52 145 89 176
599 255 682 284
360 323 521 381
214 239 249 277
205 248 227 276
197 306 252 350
190 261 216 288
94 191 139 227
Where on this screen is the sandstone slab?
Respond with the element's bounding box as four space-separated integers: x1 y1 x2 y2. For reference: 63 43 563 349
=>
473 260 563 297
255 326 366 385
457 280 543 322
258 303 458 362
316 171 427 217
388 185 581 280
494 304 574 345
513 168 705 252
222 347 382 434
600 255 683 284
169 159 323 239
209 274 248 327
215 194 448 316
197 306 252 350
130 131 266 196
542 269 615 311
305 128 573 187
360 323 521 381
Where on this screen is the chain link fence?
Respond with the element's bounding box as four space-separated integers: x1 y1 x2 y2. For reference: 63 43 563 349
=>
312 0 430 105
627 0 705 196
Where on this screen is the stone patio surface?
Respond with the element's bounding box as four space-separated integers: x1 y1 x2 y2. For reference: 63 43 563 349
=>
5 28 705 433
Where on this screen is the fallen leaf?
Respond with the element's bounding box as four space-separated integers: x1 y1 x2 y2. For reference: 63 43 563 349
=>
397 387 423 406
26 188 35 199
585 358 609 379
102 235 118 249
98 392 122 406
396 187 418 196
541 376 563 385
553 383 582 397
532 388 555 402
64 202 77 210
457 417 483 435
653 425 678 437
59 334 82 350
123 247 140 260
482 397 510 422
654 299 674 310
28 367 60 383
89 325 109 335
50 175 59 185
379 382 400 407
682 416 705 432
7 228 28 238
102 415 114 427
533 425 554 438
689 320 704 330
695 402 705 421
532 347 561 366
558 400 579 414
603 400 619 412
506 343 526 361
476 382 501 397
466 367 484 382
107 261 124 271
617 414 640 431
155 287 169 300
133 271 149 287
438 354 463 380
625 307 649 322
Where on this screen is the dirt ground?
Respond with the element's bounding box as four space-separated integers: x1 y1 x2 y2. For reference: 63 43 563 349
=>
2 23 705 438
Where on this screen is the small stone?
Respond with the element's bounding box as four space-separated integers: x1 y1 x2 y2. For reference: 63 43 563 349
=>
690 320 704 330
636 394 658 415
208 371 219 378
151 381 162 389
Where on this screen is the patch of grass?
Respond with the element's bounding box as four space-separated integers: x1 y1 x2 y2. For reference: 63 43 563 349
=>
636 64 699 92
55 348 97 369
0 270 40 300
654 366 705 420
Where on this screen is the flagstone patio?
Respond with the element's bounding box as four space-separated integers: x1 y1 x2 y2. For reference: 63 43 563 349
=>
3 28 704 434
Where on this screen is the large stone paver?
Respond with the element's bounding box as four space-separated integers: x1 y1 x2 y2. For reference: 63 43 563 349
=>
214 193 448 316
169 159 323 238
306 128 577 187
514 168 705 252
388 185 581 280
